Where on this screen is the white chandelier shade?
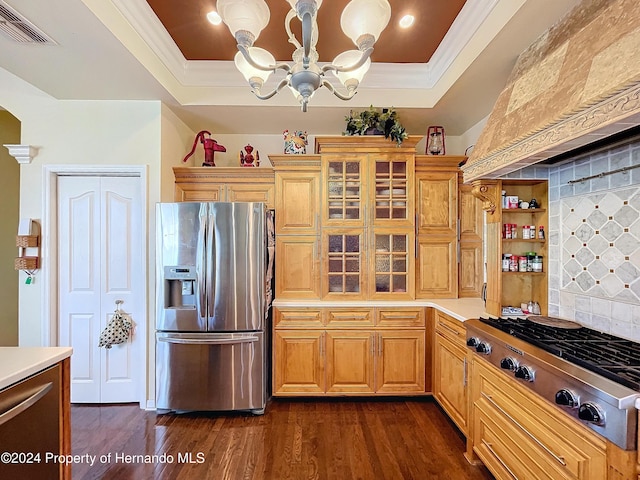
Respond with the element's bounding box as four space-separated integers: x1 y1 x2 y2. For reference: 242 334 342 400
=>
341 0 392 47
216 0 270 44
215 0 391 112
234 47 276 84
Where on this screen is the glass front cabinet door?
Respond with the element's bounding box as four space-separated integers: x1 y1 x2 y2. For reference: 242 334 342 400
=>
320 151 414 299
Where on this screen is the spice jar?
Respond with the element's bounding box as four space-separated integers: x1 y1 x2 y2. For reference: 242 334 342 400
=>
532 255 543 272
531 301 541 315
502 254 511 272
518 256 528 272
538 226 545 239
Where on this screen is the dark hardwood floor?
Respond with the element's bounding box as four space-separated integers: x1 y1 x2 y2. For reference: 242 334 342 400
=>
71 398 493 480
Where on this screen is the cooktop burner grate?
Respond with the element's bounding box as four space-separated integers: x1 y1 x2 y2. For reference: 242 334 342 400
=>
479 317 640 390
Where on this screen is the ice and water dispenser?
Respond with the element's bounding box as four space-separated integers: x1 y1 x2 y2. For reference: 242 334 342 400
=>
163 266 196 309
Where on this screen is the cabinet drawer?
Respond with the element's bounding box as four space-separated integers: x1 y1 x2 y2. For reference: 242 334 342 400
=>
274 308 323 328
434 310 465 345
325 308 374 328
376 307 425 327
473 358 606 480
475 403 562 480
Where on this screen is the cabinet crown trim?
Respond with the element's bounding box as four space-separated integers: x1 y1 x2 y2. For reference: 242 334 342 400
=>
173 166 275 181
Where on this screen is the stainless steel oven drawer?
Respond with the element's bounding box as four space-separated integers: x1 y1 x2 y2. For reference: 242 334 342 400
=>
0 364 61 480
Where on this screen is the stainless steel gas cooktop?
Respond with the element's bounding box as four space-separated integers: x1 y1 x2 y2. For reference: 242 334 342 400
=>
466 317 640 450
478 316 640 391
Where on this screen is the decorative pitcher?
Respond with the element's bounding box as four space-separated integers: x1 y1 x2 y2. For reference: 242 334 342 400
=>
283 130 308 154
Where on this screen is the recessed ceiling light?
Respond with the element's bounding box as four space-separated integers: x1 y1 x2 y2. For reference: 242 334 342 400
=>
399 14 415 29
207 11 222 26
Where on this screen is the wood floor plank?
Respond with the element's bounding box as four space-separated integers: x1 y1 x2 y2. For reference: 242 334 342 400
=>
71 398 493 480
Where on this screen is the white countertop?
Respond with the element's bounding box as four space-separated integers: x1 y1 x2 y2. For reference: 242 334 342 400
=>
0 347 72 391
272 298 489 322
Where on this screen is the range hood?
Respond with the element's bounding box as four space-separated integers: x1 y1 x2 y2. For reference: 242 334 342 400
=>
462 0 640 182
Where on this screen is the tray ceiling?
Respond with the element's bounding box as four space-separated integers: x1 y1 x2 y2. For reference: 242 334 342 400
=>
145 0 465 63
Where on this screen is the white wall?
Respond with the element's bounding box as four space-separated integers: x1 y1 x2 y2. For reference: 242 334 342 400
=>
16 100 163 347
0 66 179 406
459 115 489 160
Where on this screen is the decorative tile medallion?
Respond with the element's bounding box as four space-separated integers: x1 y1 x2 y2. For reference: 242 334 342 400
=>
561 188 640 301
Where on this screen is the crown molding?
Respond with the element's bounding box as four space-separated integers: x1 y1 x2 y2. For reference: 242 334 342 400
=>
4 144 38 164
427 0 500 87
108 0 506 103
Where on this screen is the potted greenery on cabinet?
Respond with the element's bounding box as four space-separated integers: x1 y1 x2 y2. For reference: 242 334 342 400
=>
344 106 408 145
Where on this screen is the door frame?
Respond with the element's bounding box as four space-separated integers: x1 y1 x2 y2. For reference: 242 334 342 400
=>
42 164 148 407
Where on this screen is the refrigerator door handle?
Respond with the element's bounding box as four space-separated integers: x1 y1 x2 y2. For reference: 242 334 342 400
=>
197 207 207 320
158 336 259 345
206 206 216 320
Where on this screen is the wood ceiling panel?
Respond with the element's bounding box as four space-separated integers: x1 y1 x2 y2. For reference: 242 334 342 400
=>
146 0 466 63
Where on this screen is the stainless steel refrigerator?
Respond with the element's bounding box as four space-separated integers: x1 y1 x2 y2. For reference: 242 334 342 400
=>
155 202 273 414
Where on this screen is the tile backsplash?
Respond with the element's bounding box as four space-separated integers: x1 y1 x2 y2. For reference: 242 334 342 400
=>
503 140 640 341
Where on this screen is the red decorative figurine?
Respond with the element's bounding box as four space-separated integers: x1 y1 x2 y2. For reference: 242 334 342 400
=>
240 144 259 167
182 130 226 167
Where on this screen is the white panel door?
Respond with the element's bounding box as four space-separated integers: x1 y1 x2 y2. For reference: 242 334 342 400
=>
58 176 143 403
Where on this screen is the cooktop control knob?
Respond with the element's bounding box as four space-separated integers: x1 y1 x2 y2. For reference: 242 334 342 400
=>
500 357 518 371
466 337 480 348
555 389 579 408
578 402 605 426
514 365 534 382
476 342 491 355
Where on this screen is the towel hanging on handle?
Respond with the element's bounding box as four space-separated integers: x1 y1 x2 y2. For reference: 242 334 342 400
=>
98 300 134 349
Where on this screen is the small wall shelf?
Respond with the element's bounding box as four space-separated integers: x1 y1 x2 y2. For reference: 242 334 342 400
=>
15 234 40 270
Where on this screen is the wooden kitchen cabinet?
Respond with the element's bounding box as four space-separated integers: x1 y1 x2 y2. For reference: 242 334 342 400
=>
415 156 465 298
325 330 375 393
432 310 469 436
270 155 322 300
275 235 320 299
316 137 418 300
273 306 426 396
375 330 425 393
458 182 484 298
322 228 368 299
173 167 275 207
274 168 320 235
273 329 325 394
471 356 608 480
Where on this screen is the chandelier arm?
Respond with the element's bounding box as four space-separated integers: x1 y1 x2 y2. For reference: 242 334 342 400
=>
237 45 291 73
301 10 313 66
321 80 357 101
284 10 302 50
322 48 374 74
253 78 290 100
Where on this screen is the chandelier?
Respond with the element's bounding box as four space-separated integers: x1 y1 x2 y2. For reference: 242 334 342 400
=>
216 0 391 112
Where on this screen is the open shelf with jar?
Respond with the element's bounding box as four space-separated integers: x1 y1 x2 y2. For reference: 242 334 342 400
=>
486 179 548 316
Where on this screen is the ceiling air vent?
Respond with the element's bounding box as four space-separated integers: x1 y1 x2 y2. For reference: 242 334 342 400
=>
0 1 55 44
